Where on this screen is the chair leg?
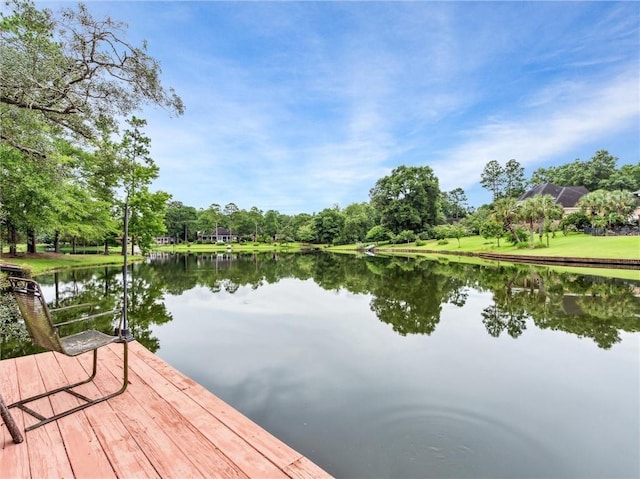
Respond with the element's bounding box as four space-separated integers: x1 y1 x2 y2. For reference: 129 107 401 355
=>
0 394 23 444
9 342 129 432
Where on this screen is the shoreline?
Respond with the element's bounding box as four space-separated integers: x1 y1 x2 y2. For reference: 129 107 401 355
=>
372 247 640 269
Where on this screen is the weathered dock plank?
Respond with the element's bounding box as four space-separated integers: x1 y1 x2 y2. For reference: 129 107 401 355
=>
0 341 333 479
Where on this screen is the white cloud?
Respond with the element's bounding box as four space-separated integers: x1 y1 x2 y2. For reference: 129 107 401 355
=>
433 66 639 193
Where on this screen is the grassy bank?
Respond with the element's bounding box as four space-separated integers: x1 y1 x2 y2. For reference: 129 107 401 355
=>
339 232 640 259
0 252 143 275
328 233 640 280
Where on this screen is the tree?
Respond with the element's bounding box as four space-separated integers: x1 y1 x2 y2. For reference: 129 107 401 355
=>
480 220 505 247
480 160 505 202
578 190 637 229
118 117 162 254
223 203 239 240
369 165 441 234
0 1 183 159
165 201 197 243
530 150 627 191
314 207 345 244
196 203 223 238
128 189 170 253
519 197 542 247
504 159 526 198
601 163 640 192
263 210 286 240
365 225 391 243
296 223 315 243
491 197 525 243
519 194 564 247
340 202 377 244
0 145 58 253
442 188 468 220
248 206 263 241
448 223 469 248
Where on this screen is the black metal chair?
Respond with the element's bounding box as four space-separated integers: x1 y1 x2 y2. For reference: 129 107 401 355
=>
7 277 128 432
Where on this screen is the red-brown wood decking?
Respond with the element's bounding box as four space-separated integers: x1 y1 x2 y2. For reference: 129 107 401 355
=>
0 341 332 479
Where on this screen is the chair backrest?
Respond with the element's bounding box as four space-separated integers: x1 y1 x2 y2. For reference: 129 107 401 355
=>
8 277 64 353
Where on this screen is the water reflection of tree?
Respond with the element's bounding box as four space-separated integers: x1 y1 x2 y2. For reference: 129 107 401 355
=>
478 267 640 349
2 253 639 359
28 264 173 353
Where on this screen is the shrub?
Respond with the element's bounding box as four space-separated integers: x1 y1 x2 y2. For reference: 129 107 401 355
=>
418 226 434 240
366 225 391 242
394 230 417 244
437 239 449 245
506 226 528 245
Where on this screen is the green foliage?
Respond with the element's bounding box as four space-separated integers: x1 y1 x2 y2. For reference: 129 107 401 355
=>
480 220 505 246
578 189 637 228
314 207 345 244
433 225 450 240
0 1 183 160
480 159 526 201
165 201 198 242
369 165 441 234
531 150 637 192
506 226 528 246
441 188 469 220
296 223 316 243
366 225 391 243
391 230 417 244
461 204 492 235
504 159 527 198
480 160 505 201
561 212 590 231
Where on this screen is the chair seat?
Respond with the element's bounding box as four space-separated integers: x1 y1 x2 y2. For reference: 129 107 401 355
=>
60 330 119 356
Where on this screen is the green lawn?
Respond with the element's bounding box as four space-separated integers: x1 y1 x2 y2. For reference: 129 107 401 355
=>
370 233 640 259
0 253 143 275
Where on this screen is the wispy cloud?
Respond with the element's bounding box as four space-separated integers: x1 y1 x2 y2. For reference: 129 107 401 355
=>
433 66 639 195
85 0 640 212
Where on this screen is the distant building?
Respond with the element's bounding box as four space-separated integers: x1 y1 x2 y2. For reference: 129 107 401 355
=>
518 183 589 214
156 236 175 245
197 226 237 243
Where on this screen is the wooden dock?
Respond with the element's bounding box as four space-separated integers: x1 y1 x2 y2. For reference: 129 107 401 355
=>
0 341 332 478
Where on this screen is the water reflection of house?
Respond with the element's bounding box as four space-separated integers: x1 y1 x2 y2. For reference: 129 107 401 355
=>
197 227 237 243
518 183 589 214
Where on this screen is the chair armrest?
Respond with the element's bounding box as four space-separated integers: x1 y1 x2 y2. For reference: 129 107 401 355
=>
50 303 94 313
54 309 120 327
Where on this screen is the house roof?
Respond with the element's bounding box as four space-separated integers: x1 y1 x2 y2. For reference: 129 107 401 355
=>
518 183 589 208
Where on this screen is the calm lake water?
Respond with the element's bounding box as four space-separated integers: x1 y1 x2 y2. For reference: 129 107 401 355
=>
2 253 639 478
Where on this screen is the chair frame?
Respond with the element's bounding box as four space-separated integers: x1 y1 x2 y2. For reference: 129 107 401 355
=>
7 277 128 432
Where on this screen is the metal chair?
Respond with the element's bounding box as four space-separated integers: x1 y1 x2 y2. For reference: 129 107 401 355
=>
7 277 128 432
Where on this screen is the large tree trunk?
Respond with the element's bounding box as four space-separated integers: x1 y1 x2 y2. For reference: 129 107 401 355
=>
103 239 109 255
54 231 60 253
71 236 77 254
8 225 17 255
27 229 36 253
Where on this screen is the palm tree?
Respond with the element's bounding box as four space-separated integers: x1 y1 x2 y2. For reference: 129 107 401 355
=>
491 197 524 243
518 197 540 247
537 194 563 246
578 190 609 230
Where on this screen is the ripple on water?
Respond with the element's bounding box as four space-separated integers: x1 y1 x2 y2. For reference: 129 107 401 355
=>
354 401 567 478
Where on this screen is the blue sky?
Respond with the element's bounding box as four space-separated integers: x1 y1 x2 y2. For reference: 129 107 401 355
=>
43 1 640 213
